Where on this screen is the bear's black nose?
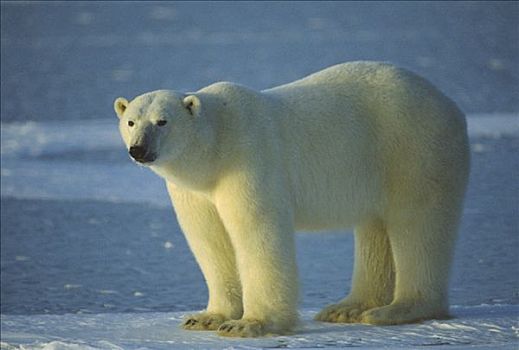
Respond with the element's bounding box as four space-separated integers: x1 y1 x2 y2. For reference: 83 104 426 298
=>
129 145 155 163
129 146 146 159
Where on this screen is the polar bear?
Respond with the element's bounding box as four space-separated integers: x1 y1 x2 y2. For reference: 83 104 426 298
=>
114 62 470 337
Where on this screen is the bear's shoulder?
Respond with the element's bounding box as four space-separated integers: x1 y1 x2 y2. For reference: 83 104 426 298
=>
200 81 257 95
199 82 265 109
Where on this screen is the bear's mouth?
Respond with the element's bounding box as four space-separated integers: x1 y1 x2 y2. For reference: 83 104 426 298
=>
132 153 157 164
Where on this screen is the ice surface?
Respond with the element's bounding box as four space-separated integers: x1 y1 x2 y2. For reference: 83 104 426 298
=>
0 119 170 207
1 306 518 350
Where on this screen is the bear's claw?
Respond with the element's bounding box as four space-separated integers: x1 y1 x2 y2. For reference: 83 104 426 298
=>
217 319 264 337
315 302 369 323
182 312 226 331
184 318 198 326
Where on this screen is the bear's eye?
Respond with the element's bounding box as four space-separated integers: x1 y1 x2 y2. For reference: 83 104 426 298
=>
128 120 135 127
157 120 167 127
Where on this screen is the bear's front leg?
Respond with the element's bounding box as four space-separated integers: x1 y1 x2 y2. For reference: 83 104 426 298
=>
215 176 299 337
167 183 243 330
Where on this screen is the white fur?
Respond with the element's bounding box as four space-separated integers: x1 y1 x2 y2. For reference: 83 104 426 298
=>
114 62 470 337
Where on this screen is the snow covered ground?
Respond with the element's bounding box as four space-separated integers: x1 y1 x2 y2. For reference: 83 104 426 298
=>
1 306 518 349
1 2 518 349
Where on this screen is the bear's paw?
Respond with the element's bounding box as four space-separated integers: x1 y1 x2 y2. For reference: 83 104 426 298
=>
360 301 449 325
217 319 264 337
182 312 227 331
315 302 369 323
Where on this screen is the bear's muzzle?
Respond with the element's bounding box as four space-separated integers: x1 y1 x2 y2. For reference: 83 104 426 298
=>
129 145 156 163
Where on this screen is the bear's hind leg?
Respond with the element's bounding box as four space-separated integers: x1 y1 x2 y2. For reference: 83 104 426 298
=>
315 219 395 323
361 206 459 325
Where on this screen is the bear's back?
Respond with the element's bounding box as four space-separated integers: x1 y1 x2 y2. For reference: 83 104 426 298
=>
265 61 466 139
264 61 406 93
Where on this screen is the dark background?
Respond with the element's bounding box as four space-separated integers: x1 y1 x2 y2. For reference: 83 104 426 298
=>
1 1 518 123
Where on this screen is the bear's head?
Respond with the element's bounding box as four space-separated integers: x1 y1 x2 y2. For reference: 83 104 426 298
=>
114 90 205 166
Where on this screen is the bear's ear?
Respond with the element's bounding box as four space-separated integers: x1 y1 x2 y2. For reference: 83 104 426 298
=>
183 95 201 117
114 97 129 118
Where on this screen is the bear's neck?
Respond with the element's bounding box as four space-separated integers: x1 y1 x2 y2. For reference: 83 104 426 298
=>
149 147 220 193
